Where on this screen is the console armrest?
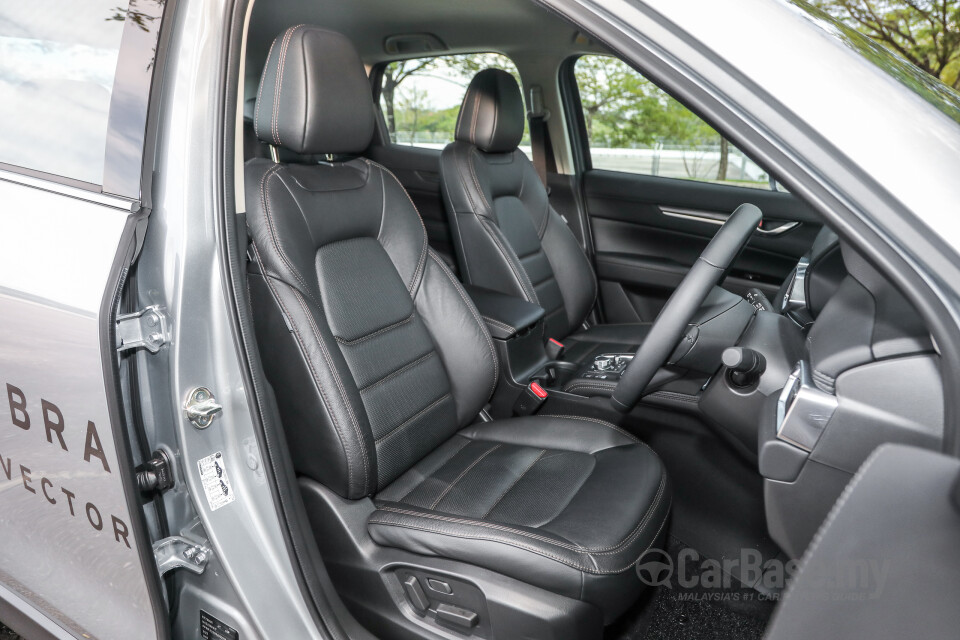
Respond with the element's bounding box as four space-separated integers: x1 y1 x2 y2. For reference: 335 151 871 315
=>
464 285 545 340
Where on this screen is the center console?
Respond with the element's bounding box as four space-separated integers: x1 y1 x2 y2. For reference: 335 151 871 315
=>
466 281 765 419
580 353 634 381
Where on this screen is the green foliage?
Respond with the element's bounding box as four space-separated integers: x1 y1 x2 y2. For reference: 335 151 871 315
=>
574 55 719 148
812 0 960 89
381 53 521 139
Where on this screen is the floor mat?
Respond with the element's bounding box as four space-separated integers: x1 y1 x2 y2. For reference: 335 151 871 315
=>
607 537 776 640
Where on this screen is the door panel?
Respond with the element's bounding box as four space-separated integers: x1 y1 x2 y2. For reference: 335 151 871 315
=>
0 178 157 640
584 170 822 323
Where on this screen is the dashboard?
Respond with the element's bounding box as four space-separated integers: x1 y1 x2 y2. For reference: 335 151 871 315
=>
739 229 942 557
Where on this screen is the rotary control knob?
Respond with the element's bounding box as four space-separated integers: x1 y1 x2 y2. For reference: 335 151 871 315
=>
594 356 615 371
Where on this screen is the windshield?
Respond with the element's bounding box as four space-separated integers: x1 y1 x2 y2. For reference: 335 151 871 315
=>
788 0 960 125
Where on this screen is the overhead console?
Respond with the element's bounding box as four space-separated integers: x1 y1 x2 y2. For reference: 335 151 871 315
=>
759 242 943 558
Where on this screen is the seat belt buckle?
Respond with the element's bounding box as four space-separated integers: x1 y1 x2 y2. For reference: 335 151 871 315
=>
513 382 548 416
545 337 565 360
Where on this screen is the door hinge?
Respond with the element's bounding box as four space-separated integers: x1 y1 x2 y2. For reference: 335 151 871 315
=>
153 536 210 577
116 305 168 353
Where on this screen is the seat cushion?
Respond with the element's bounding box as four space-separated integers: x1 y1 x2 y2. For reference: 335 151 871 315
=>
368 415 671 621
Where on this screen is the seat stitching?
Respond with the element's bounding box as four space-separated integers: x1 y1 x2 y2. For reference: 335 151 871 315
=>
480 316 515 333
479 218 539 304
470 89 480 143
374 392 452 446
452 146 537 305
538 197 551 240
273 25 306 145
371 489 670 574
369 518 594 572
370 518 599 571
467 149 494 215
395 436 472 504
359 351 435 393
378 505 581 549
379 470 665 555
258 166 324 309
427 250 499 398
254 35 279 140
251 246 357 493
364 160 428 295
292 289 372 493
453 85 472 140
439 155 473 283
481 449 547 519
538 414 640 444
428 443 502 510
517 160 526 197
489 81 499 149
334 312 414 346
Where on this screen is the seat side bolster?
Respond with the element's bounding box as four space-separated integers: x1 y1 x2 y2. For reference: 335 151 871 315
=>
416 250 499 427
440 142 537 302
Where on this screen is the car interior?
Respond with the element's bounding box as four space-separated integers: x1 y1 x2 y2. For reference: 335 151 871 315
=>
231 0 946 638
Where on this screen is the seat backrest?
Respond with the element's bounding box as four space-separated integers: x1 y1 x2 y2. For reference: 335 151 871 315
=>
440 69 597 339
245 26 497 499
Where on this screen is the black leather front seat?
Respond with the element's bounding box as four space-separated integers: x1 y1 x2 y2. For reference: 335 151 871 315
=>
245 26 670 629
440 69 652 363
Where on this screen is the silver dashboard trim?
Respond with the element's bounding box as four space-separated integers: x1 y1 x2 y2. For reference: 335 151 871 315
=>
660 206 799 236
780 256 810 313
776 360 838 452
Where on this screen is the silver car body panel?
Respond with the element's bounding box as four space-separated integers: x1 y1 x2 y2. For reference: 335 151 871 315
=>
128 0 326 636
0 177 154 639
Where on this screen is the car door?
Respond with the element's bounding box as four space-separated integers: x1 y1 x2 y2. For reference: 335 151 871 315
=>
0 1 168 638
566 55 822 324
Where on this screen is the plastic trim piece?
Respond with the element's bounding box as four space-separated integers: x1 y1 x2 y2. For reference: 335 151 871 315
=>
776 361 838 452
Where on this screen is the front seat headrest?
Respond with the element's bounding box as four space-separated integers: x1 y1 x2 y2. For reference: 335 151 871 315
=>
455 68 524 153
254 26 374 155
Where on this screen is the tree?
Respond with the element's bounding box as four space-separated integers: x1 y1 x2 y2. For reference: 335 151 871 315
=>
575 56 726 178
717 138 729 181
813 0 960 88
380 54 523 139
396 85 431 143
382 59 437 135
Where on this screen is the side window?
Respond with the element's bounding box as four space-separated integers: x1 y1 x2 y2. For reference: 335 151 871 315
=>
379 53 529 154
574 55 780 190
0 0 131 185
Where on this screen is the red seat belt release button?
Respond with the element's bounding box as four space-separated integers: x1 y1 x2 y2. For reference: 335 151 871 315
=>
545 337 565 360
514 382 548 416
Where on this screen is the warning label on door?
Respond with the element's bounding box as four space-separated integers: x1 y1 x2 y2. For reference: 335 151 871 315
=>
200 609 239 640
198 451 235 511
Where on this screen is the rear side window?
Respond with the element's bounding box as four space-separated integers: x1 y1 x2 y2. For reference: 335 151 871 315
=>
0 0 130 185
379 53 529 154
574 55 779 190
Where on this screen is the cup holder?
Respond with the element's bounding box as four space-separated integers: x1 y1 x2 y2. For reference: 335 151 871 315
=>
531 360 580 389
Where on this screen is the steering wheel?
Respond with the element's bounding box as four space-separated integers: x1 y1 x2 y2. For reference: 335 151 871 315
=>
611 203 763 413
